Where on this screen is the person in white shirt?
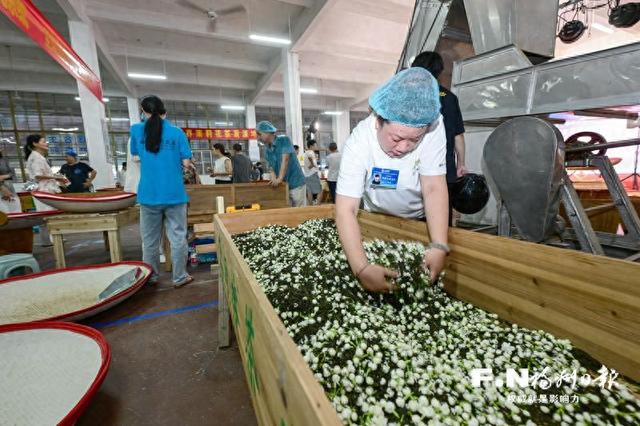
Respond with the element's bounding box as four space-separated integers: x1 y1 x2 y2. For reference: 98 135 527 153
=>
209 143 232 184
303 140 322 205
25 134 67 211
335 67 449 293
326 142 341 203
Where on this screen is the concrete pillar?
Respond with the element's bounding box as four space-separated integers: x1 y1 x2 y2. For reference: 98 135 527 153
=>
332 110 351 151
245 104 260 162
127 97 141 125
68 20 114 188
281 49 303 149
124 96 140 193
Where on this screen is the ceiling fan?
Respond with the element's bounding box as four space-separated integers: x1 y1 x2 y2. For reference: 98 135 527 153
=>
177 0 246 30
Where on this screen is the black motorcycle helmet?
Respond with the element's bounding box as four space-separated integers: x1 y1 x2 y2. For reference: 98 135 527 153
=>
609 3 640 28
451 173 490 215
558 20 586 43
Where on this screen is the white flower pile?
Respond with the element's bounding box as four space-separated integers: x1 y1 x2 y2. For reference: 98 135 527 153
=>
233 219 640 426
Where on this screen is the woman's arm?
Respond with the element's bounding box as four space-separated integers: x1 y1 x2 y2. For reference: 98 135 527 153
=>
420 174 449 281
270 154 289 187
35 175 62 181
335 194 398 292
224 158 232 175
454 134 467 176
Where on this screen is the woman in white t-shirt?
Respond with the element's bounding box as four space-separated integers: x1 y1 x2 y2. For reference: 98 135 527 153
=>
303 140 322 205
25 134 68 211
335 68 449 293
209 143 232 184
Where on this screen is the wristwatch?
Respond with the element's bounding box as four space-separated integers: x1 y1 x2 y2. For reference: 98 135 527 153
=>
427 242 450 255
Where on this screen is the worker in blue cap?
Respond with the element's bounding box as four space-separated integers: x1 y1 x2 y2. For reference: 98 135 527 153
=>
59 148 96 193
256 120 307 207
335 67 449 293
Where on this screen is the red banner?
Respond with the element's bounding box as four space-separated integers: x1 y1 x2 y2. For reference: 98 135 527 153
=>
182 128 258 141
0 0 104 101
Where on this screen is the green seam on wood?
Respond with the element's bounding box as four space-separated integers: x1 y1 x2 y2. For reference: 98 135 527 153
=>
245 304 259 395
231 272 239 325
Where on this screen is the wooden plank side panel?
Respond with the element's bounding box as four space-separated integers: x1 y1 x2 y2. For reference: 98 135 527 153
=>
234 183 289 209
215 214 340 426
186 185 233 218
445 271 640 380
187 183 288 221
448 226 640 296
452 246 640 342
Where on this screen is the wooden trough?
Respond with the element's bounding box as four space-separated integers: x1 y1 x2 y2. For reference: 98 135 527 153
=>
213 205 640 426
186 182 289 224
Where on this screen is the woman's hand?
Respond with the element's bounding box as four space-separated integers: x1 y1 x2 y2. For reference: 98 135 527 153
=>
54 175 70 186
270 176 283 187
422 248 447 282
1 185 14 201
0 174 11 181
358 264 399 293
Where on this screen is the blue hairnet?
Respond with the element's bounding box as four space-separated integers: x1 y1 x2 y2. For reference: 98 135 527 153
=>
369 67 440 127
256 121 277 133
65 149 77 157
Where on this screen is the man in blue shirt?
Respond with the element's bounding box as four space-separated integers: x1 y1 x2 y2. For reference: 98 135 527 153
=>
257 121 307 207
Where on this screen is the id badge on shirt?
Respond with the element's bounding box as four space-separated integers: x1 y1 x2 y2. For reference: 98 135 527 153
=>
369 167 399 189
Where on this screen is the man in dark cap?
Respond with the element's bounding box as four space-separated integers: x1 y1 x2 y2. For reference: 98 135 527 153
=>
59 149 96 192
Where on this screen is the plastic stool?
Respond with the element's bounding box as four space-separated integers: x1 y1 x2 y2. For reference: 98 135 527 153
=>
0 253 41 279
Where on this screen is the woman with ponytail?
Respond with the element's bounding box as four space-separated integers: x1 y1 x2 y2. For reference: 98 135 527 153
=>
130 95 194 288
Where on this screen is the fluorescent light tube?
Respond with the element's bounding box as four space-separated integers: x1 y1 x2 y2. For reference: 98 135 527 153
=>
127 72 167 80
249 34 291 45
75 96 111 101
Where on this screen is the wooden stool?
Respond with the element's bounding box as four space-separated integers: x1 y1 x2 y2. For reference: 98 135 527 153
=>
44 207 139 269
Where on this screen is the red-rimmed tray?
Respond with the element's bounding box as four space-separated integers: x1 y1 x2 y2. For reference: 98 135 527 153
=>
32 190 137 213
0 261 152 325
0 321 111 425
0 209 64 230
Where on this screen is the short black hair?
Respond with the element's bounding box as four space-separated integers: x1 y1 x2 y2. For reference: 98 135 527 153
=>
307 140 316 149
329 142 338 151
294 145 299 150
232 143 242 152
411 51 444 79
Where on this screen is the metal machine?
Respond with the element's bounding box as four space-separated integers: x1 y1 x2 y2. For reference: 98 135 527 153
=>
483 117 640 260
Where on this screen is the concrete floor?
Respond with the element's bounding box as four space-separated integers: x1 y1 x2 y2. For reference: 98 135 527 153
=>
32 224 257 426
